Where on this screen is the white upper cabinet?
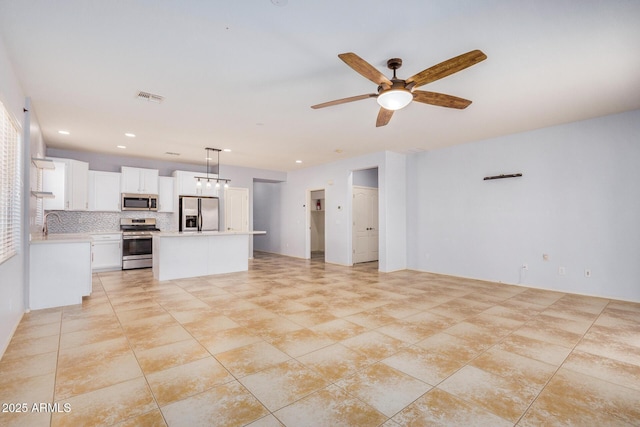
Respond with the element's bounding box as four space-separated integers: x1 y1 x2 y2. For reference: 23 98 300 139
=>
88 171 121 212
43 158 89 211
121 166 159 194
158 176 175 212
173 170 218 197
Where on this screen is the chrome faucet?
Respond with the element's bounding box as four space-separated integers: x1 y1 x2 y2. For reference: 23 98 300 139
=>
43 212 61 235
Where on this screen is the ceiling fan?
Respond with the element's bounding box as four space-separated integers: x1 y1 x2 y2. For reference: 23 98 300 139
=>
311 49 487 127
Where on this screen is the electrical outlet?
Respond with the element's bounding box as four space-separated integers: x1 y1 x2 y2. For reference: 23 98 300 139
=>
585 269 591 278
559 266 566 276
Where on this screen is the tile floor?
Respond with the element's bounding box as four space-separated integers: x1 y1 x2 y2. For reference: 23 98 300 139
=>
1 252 639 426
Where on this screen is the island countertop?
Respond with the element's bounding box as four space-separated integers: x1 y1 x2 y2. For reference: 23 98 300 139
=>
153 230 266 237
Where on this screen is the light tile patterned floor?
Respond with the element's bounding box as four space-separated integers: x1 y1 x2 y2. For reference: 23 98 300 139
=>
1 252 639 426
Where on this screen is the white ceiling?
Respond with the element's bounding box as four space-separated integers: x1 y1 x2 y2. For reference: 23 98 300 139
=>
1 0 639 172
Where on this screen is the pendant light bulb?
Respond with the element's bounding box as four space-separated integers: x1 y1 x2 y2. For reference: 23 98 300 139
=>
196 179 202 188
215 181 220 189
205 180 211 189
224 182 229 189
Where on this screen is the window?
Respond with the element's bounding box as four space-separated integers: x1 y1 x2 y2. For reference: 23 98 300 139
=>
0 100 21 265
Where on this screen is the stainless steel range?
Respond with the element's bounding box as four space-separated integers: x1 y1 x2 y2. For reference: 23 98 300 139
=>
120 218 159 270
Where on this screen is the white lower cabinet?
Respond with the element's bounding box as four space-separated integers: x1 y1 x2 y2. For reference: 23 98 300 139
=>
91 233 122 271
30 240 92 310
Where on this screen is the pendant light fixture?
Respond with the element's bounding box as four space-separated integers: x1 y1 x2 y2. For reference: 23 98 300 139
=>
195 147 231 189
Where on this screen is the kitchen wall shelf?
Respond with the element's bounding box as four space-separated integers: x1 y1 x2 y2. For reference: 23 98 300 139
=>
31 158 56 169
31 191 55 199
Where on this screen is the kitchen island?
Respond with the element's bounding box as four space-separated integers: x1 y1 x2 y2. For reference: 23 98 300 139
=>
152 231 266 281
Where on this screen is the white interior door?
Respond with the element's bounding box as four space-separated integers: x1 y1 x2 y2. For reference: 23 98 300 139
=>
353 186 379 263
225 187 249 231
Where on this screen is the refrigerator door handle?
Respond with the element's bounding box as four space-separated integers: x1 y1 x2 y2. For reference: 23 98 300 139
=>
199 213 203 231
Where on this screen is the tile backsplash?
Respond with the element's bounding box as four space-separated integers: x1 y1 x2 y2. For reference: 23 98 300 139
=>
44 211 177 234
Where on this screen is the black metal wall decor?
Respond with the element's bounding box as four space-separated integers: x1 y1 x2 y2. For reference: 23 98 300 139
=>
483 173 522 181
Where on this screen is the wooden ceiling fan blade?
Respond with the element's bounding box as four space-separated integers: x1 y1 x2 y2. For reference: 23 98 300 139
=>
311 93 377 109
406 49 487 88
413 91 472 109
376 108 394 127
338 53 392 88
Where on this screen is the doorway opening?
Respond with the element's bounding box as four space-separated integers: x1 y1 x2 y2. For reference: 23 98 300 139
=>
253 179 284 256
352 168 379 265
307 189 325 262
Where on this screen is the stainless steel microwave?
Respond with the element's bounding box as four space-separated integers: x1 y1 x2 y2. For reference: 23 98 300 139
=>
121 193 158 211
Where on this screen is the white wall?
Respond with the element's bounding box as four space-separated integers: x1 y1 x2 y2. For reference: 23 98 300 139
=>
380 152 407 272
274 151 406 272
407 109 640 302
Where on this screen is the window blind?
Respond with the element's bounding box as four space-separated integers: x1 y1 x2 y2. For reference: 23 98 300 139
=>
0 100 21 265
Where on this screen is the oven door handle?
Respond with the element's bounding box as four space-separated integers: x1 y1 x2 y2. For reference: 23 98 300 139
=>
123 235 152 240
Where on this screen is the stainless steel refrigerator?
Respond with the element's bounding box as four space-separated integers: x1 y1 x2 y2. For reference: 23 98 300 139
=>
179 196 219 232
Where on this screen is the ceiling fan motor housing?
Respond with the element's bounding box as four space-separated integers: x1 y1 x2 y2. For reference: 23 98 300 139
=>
387 58 403 70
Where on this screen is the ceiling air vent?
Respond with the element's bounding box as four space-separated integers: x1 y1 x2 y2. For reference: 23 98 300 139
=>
136 91 164 103
165 152 180 156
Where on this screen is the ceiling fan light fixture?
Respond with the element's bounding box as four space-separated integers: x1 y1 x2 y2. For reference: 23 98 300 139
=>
377 89 413 111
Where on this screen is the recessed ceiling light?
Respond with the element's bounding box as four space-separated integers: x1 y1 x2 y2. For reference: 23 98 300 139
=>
125 133 136 138
295 160 302 164
223 148 232 152
117 145 126 149
58 130 70 135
